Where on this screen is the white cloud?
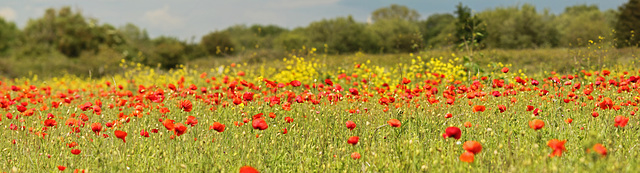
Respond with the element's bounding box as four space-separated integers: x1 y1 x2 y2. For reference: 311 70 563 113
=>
143 5 183 30
0 7 17 21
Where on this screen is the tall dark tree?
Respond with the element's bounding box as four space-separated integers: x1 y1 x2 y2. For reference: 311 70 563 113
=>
615 0 640 47
454 3 486 52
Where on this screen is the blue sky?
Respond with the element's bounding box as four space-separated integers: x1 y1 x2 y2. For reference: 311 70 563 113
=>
0 0 628 40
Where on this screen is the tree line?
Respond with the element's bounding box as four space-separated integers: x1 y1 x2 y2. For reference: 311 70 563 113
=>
0 1 639 77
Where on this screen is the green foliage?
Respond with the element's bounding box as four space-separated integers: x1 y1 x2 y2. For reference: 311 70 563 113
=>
250 24 286 37
0 18 20 55
22 7 123 57
148 36 187 69
274 29 311 51
478 4 559 49
305 16 378 53
556 4 610 47
420 13 455 48
615 0 640 47
224 24 286 50
200 31 235 56
368 18 423 53
454 3 486 51
117 23 152 61
371 4 420 22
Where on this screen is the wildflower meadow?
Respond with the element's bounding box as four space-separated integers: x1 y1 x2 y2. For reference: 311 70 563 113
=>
1 50 639 172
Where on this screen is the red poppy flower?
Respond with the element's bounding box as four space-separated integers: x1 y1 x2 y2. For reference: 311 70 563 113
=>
592 111 599 118
67 142 78 148
442 126 461 140
614 115 629 127
501 67 509 73
140 130 150 137
445 113 453 118
239 166 259 173
402 77 411 84
387 119 401 127
268 112 276 119
325 79 333 86
491 91 501 97
44 119 57 127
349 88 359 95
547 139 566 157
252 118 268 130
290 80 301 87
602 69 610 76
58 165 66 171
347 136 359 145
174 123 188 136
163 119 175 131
281 128 288 134
498 105 507 113
70 149 81 155
186 116 198 127
284 117 293 123
599 97 614 110
460 151 474 163
532 108 541 116
526 105 534 111
463 141 482 154
178 100 193 112
464 122 472 128
252 113 264 120
590 143 607 156
529 119 544 130
351 152 361 159
531 80 539 86
472 105 485 113
243 92 254 101
210 122 225 132
345 121 356 130
105 122 114 128
233 97 242 105
91 123 102 135
565 118 573 124
114 130 127 143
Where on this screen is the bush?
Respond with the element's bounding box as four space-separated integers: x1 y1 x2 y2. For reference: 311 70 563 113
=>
200 31 235 56
368 18 423 53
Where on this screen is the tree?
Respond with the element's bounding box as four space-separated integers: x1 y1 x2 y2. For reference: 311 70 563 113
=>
0 18 19 55
455 3 486 53
305 16 378 53
420 13 455 48
200 31 235 56
368 18 423 53
478 4 559 49
250 24 286 37
274 29 311 51
148 36 186 69
371 4 420 23
615 0 640 47
23 7 122 57
555 4 610 47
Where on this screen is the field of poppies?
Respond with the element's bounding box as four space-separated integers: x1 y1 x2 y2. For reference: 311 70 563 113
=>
1 51 639 172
